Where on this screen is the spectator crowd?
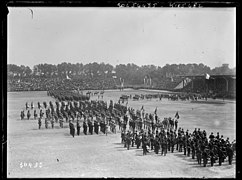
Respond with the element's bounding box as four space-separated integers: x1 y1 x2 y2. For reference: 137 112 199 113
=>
8 76 116 91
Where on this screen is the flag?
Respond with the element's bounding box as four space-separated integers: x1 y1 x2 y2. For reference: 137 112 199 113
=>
105 70 108 74
66 74 71 80
175 111 179 119
154 107 157 114
205 73 210 80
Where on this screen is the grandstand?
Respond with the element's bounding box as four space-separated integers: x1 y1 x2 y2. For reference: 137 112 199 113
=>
175 75 236 99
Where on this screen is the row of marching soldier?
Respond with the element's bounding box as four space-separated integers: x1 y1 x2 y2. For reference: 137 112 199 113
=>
120 108 236 167
20 99 127 134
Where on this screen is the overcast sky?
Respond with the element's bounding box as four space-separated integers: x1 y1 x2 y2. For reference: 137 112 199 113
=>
8 7 236 69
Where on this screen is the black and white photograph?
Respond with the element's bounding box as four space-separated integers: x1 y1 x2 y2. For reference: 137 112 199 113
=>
6 4 236 178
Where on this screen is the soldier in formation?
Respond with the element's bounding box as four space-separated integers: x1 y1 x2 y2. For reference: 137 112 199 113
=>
34 110 38 119
76 120 81 136
119 121 235 167
83 121 87 135
23 96 127 138
27 110 31 120
45 118 48 129
51 118 54 129
20 110 25 120
38 118 42 129
22 93 235 168
69 121 75 138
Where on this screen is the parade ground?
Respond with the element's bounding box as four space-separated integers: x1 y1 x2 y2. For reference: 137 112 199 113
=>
7 90 236 178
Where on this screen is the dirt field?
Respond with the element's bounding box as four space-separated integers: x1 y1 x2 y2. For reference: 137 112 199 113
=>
7 90 236 178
